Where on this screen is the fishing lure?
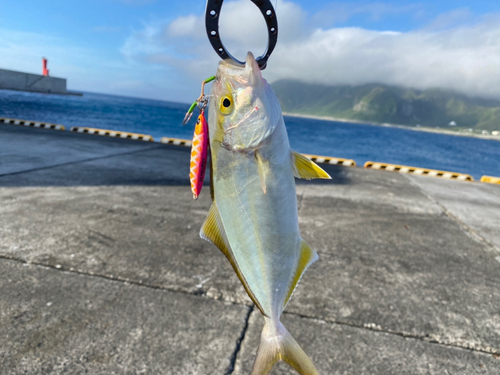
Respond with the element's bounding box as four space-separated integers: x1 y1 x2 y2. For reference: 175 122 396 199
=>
185 76 215 200
190 106 208 200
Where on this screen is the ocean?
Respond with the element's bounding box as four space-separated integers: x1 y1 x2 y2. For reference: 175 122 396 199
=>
0 89 499 180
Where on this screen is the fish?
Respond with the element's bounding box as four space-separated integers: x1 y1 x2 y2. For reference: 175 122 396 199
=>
190 111 209 199
200 52 331 375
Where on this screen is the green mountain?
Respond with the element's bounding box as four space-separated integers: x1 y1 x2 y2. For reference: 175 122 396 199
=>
271 80 500 131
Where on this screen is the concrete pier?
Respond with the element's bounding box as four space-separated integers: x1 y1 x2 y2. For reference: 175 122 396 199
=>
1 124 500 374
0 68 81 95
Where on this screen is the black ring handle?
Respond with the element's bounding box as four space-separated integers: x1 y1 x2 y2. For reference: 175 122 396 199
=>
205 0 278 70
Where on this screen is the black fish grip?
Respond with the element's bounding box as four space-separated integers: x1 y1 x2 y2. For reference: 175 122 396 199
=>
205 0 278 70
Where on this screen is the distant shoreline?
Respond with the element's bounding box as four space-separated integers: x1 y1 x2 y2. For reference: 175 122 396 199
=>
283 112 500 142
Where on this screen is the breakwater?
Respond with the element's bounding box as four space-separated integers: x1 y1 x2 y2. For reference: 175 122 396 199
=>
0 68 81 95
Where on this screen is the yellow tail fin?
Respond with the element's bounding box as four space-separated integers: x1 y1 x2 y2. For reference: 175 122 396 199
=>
251 319 318 375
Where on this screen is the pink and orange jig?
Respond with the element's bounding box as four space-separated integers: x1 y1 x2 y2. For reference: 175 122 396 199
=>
183 75 216 200
190 110 208 200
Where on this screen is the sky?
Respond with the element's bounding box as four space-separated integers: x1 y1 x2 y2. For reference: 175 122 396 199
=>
0 0 499 103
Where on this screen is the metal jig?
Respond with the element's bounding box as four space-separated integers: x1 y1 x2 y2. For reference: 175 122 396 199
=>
205 0 278 70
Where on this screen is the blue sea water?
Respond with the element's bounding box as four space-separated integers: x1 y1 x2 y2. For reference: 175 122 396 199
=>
0 89 499 180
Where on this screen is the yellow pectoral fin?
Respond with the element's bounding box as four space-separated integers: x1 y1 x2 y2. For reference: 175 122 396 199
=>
283 239 319 310
292 151 331 180
200 203 268 317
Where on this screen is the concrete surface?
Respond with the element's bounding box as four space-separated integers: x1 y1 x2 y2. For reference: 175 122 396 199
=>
0 68 77 95
0 259 249 374
234 311 499 375
407 175 500 252
1 124 500 374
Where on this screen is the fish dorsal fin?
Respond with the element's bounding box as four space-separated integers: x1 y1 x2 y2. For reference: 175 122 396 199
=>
255 150 270 194
283 239 319 310
292 151 331 180
200 203 268 317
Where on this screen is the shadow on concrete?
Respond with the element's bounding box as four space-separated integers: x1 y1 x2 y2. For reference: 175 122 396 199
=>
0 125 352 187
296 164 351 186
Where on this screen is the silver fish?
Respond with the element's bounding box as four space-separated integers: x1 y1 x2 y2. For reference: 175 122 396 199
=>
201 52 330 375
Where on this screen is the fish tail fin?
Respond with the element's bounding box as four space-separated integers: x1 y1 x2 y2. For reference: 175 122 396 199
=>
251 319 318 375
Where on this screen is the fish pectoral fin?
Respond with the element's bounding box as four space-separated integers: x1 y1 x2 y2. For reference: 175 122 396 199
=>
292 151 331 180
255 150 270 194
282 239 319 310
200 203 268 317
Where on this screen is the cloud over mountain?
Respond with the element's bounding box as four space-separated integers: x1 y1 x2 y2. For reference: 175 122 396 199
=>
122 0 500 100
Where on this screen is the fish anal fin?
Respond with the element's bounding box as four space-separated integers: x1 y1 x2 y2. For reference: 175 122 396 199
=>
283 239 319 310
292 151 331 180
200 203 268 317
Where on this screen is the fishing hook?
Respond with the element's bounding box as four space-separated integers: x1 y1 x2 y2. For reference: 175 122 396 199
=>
205 0 278 70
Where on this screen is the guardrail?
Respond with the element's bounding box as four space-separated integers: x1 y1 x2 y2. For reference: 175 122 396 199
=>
364 161 473 181
302 154 356 167
0 117 65 131
159 139 357 168
160 137 193 147
4 118 495 185
480 176 500 184
70 127 154 142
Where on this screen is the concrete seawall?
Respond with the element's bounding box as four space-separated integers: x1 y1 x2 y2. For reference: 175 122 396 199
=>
0 68 80 95
1 124 500 374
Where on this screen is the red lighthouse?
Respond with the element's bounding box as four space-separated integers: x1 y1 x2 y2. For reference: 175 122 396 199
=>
42 57 49 76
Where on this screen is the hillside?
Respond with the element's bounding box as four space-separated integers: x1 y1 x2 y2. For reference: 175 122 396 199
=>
271 80 500 131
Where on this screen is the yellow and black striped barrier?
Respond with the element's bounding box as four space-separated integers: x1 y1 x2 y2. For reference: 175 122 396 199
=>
160 137 192 147
0 117 65 131
159 139 356 168
480 176 500 184
70 127 154 142
303 154 356 167
364 161 473 182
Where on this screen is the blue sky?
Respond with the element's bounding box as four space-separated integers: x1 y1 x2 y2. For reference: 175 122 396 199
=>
1 0 499 102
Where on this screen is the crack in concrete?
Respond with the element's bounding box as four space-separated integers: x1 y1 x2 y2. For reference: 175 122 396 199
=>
0 145 164 179
224 306 254 375
1 254 499 358
0 253 253 309
283 311 500 356
404 176 500 255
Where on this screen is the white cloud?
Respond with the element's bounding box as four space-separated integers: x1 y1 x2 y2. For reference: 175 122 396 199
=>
167 15 203 39
310 2 425 28
121 0 500 100
266 19 500 99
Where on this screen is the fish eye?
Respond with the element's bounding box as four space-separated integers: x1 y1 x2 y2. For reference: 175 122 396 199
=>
219 94 234 115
